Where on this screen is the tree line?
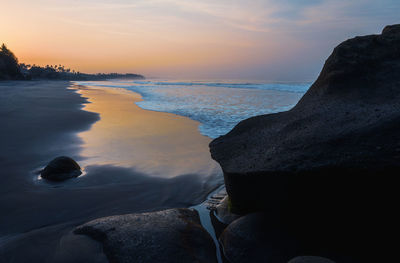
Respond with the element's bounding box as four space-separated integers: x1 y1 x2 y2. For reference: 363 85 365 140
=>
0 44 144 80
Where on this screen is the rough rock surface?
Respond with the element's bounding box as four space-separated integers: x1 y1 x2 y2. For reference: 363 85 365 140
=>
74 208 216 263
210 25 400 262
41 156 82 181
220 213 300 263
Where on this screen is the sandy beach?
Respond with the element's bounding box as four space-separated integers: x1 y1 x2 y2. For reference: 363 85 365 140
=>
75 84 219 178
2 1 398 260
0 81 221 262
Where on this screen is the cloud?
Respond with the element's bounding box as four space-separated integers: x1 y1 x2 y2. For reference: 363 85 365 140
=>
4 0 399 80
42 0 400 35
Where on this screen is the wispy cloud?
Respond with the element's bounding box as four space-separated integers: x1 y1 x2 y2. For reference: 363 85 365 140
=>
3 0 399 80
44 0 399 34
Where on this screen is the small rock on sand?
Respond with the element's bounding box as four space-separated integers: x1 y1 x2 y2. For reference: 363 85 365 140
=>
41 156 81 181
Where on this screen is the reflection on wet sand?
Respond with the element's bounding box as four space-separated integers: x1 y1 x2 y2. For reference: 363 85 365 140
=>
75 85 220 178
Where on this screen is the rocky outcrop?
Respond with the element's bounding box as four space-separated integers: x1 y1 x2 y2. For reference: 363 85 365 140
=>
210 24 400 213
41 156 82 181
74 208 216 263
210 25 400 262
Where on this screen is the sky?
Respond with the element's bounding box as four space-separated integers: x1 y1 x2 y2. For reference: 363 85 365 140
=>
1 0 399 81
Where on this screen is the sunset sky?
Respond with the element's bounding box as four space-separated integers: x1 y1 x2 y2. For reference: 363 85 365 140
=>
1 0 399 80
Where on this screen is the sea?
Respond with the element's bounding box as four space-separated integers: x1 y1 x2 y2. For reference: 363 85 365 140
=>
76 79 310 138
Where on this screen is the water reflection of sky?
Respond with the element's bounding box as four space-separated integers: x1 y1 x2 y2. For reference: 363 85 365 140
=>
75 85 220 179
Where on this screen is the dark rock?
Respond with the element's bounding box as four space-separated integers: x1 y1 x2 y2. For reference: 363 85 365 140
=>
288 256 336 263
220 213 300 263
210 24 400 212
51 231 108 263
215 196 241 225
74 208 216 263
41 156 81 181
209 209 227 240
210 25 400 262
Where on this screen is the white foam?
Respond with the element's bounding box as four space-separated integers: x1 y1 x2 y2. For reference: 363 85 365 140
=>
75 80 309 138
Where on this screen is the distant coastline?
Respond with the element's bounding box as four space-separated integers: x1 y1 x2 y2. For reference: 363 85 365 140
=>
0 43 144 81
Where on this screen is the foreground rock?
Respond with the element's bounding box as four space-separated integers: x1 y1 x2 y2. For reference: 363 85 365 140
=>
74 208 216 263
210 25 400 261
220 213 300 263
41 156 82 181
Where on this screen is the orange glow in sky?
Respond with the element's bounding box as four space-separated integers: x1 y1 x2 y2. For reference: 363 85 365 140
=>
1 0 399 80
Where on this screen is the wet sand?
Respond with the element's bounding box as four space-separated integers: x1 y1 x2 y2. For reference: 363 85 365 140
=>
0 81 222 262
76 85 219 178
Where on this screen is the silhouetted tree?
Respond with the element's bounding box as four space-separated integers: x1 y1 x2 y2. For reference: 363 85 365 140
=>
0 44 144 81
0 43 22 80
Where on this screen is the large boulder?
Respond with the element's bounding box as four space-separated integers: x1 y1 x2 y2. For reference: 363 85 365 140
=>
220 213 300 263
210 25 400 261
210 24 400 213
41 156 82 181
74 208 216 263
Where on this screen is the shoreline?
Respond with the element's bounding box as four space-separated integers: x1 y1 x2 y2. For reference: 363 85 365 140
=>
0 80 99 192
79 79 305 139
0 80 222 262
73 84 220 179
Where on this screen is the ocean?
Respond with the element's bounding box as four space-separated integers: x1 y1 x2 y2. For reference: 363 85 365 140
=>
76 79 310 138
